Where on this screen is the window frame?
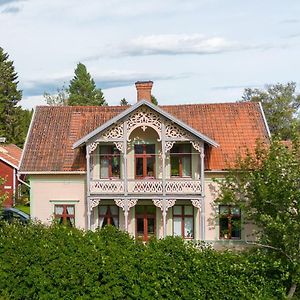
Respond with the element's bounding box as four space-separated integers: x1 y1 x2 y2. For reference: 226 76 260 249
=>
99 145 121 179
172 205 194 239
54 204 75 226
219 205 241 240
170 143 192 178
134 144 156 179
135 205 156 241
98 205 119 228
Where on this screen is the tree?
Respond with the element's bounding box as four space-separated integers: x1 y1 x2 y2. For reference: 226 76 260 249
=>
242 82 300 139
120 98 129 106
44 85 69 106
68 63 107 106
216 137 300 298
151 95 158 105
0 47 22 145
0 176 7 207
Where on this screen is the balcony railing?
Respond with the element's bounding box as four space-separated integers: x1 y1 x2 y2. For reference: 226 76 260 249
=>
90 179 201 195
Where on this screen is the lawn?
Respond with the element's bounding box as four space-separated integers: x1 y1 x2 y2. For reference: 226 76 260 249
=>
15 204 30 215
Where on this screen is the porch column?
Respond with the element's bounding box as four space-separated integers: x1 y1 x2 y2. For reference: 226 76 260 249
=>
86 145 91 230
115 198 138 232
90 197 101 230
153 199 176 238
161 123 166 196
123 121 128 196
200 144 205 241
191 199 202 240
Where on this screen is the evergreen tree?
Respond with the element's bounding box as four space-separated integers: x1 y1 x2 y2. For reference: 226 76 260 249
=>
68 63 107 106
0 47 22 144
151 95 158 105
120 98 129 106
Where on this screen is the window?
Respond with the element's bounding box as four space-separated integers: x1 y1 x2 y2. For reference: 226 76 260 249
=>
170 144 191 177
54 205 75 226
219 205 241 239
98 205 119 228
134 144 155 178
99 145 120 179
173 205 194 239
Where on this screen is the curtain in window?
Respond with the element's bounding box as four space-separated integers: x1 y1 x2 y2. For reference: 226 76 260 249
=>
184 217 193 238
66 205 75 226
99 206 108 228
110 206 119 227
173 217 181 236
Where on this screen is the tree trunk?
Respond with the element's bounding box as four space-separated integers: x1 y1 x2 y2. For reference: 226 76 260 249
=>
287 283 297 299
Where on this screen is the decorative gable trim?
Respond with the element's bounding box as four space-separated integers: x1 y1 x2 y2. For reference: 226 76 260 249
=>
73 100 219 149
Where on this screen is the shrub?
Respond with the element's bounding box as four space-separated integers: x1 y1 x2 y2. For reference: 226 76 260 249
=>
0 223 289 299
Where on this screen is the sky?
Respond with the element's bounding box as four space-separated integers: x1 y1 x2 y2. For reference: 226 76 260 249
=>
1 0 300 109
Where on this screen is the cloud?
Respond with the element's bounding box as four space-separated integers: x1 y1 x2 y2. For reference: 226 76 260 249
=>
84 34 278 60
0 0 21 5
280 19 300 24
1 5 19 13
212 84 263 91
20 70 189 97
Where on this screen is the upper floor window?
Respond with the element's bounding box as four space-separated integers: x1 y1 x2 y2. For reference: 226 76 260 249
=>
134 144 155 178
99 205 119 228
100 145 120 179
54 204 75 227
173 205 194 239
170 144 191 177
219 205 241 240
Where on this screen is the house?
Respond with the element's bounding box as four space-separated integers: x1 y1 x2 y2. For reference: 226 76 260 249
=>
19 81 270 245
0 142 23 207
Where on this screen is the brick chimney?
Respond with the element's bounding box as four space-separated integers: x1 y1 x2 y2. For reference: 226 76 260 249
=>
135 81 153 102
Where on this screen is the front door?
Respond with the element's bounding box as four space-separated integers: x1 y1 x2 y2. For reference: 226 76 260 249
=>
136 205 156 241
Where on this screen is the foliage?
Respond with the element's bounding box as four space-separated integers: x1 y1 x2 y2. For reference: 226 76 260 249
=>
0 223 290 299
0 47 31 147
242 82 300 139
44 84 69 106
0 176 7 206
151 94 158 105
68 63 107 106
216 137 300 298
120 97 129 106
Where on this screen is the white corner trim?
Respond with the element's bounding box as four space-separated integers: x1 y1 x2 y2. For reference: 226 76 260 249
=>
259 102 271 138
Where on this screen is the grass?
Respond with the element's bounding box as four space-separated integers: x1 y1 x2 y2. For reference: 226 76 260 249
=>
15 204 30 215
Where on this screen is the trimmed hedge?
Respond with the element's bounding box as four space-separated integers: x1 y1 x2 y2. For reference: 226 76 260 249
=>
0 223 289 299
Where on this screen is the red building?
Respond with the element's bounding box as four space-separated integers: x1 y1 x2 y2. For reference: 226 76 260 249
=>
0 143 22 207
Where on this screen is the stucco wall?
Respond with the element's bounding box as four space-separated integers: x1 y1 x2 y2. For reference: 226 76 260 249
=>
29 175 86 229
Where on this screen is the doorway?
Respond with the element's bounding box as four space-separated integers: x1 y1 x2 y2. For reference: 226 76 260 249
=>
136 205 156 241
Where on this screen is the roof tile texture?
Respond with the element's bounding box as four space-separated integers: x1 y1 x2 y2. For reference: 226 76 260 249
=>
0 144 22 168
20 102 269 172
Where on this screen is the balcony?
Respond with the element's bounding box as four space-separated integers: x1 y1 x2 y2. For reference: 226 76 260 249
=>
90 179 202 195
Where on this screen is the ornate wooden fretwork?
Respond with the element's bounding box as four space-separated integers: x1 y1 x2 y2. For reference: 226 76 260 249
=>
165 141 175 153
114 199 138 211
113 141 124 153
130 180 163 193
165 180 202 194
90 197 101 210
191 199 202 209
90 181 124 194
88 142 98 154
152 199 176 211
126 108 162 140
103 122 124 140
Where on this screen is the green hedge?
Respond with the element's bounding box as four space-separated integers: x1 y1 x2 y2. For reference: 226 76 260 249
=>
0 223 290 299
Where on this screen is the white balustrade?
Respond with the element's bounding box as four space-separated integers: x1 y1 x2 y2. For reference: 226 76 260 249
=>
90 179 201 194
90 180 124 194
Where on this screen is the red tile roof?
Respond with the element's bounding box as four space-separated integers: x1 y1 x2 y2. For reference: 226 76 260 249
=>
0 144 22 169
19 102 269 172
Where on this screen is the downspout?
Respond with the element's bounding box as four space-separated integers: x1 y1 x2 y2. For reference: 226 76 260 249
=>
17 173 31 188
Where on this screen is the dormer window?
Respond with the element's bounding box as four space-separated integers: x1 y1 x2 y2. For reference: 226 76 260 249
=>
99 145 120 179
170 143 191 178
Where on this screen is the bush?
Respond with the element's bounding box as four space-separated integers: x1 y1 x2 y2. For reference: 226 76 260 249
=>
0 223 290 299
